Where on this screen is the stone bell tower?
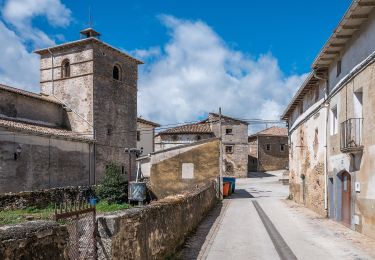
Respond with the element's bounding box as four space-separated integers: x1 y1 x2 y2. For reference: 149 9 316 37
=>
35 28 143 181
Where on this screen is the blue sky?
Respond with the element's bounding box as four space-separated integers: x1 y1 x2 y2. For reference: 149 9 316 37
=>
0 0 352 126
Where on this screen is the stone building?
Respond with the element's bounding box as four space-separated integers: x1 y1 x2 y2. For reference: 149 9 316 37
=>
248 127 288 172
136 117 160 156
155 113 248 178
281 0 375 239
0 28 142 193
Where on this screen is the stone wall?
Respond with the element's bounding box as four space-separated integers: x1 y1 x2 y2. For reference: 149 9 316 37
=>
257 135 288 171
0 129 93 193
148 138 220 199
0 185 95 211
0 221 68 259
96 181 218 260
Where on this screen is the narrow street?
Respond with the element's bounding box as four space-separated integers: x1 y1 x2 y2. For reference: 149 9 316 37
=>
178 171 375 260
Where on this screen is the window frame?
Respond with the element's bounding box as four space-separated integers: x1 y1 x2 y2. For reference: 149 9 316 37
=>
225 145 234 154
112 64 122 81
225 128 233 135
280 144 285 152
61 59 70 78
266 144 271 151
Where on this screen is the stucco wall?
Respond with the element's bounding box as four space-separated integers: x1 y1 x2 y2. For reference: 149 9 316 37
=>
289 107 327 216
96 181 218 260
0 128 93 193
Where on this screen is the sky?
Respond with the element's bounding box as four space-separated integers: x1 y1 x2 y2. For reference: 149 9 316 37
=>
0 0 352 127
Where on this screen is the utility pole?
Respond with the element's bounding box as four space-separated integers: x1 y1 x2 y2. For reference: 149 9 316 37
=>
219 107 223 200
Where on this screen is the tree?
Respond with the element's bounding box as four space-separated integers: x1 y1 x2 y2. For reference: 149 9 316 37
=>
97 163 127 204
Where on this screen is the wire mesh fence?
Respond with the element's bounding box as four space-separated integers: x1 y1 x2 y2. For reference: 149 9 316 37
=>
54 201 97 260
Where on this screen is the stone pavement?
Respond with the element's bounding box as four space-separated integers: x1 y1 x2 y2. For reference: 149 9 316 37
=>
177 171 375 260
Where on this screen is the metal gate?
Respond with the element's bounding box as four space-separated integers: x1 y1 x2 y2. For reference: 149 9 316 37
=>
54 201 97 260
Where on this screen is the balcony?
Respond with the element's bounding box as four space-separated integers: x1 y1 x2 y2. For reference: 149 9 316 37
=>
340 118 363 153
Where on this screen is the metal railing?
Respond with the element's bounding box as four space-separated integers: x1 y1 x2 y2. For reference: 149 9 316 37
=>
340 118 363 152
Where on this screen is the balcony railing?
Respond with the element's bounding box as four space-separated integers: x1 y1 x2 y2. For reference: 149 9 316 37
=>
340 118 363 152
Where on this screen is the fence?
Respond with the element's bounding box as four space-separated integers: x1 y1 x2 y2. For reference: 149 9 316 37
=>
340 118 363 152
54 201 97 259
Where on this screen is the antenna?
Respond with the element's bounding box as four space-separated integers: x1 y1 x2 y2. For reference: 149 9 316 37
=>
89 6 93 28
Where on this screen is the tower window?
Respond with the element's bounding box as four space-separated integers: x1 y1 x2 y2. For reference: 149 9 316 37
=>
113 65 121 80
61 59 70 78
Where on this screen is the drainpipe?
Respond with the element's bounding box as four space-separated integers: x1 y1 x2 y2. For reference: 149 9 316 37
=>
47 48 96 184
313 69 329 213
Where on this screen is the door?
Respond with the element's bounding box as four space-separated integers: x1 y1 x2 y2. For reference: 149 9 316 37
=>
341 172 351 226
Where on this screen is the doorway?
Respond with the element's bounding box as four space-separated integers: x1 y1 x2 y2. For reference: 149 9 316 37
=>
341 171 351 226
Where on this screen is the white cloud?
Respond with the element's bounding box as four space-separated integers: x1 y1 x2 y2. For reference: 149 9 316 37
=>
137 15 307 126
0 0 72 90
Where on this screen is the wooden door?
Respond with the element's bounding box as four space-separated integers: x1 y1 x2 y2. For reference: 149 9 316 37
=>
341 172 351 226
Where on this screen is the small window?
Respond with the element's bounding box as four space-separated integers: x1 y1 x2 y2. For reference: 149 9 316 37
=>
172 135 178 141
280 144 285 152
113 65 121 80
107 128 113 136
266 144 271 151
337 60 342 77
226 128 233 135
225 145 233 154
137 131 141 141
61 59 70 78
122 166 125 174
225 162 233 172
197 135 201 141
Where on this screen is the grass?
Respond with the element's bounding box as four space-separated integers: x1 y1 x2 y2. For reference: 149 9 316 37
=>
0 200 131 226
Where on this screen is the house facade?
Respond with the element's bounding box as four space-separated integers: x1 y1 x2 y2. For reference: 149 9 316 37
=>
282 0 375 239
248 127 288 172
155 113 248 178
0 28 142 193
136 117 160 156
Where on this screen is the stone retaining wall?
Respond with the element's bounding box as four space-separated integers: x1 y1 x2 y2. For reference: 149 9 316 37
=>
0 221 68 259
97 181 219 260
0 186 96 211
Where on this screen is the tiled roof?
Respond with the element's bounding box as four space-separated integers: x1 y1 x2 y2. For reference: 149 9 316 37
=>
0 118 93 142
0 84 62 105
137 117 160 127
250 126 288 137
206 113 249 125
157 123 212 135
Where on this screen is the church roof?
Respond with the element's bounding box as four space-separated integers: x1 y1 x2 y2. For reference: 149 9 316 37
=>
0 117 93 142
34 37 143 65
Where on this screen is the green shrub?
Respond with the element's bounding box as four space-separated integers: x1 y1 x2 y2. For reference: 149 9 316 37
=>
97 163 127 204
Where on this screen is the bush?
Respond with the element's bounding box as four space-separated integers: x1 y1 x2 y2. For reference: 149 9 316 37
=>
97 163 128 204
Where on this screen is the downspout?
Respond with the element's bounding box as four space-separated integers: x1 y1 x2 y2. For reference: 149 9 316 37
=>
47 48 96 184
313 69 329 214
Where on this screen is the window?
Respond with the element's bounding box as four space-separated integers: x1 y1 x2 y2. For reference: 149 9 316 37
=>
225 162 233 173
266 144 271 151
61 59 70 78
107 128 112 136
226 128 233 135
137 131 141 141
225 145 233 154
354 90 363 118
337 60 342 77
331 106 338 135
197 135 201 141
113 64 121 80
122 166 125 174
280 144 285 152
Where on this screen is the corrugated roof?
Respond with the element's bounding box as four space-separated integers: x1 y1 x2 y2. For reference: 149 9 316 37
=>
0 118 93 142
156 123 212 136
0 84 62 105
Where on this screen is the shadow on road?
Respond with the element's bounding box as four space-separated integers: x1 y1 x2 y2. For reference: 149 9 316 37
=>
176 202 224 260
229 189 254 199
248 172 275 178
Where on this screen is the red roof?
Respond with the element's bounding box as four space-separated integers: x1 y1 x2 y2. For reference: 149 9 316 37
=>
156 123 212 136
250 126 288 138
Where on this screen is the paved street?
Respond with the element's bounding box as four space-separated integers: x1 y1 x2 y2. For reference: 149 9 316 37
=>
178 171 375 260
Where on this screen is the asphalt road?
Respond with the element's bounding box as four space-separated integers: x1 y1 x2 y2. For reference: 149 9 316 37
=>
178 171 375 260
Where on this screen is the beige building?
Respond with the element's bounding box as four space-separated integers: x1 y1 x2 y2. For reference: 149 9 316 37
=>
282 0 375 239
136 117 160 156
0 28 142 193
248 127 288 172
155 113 248 178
